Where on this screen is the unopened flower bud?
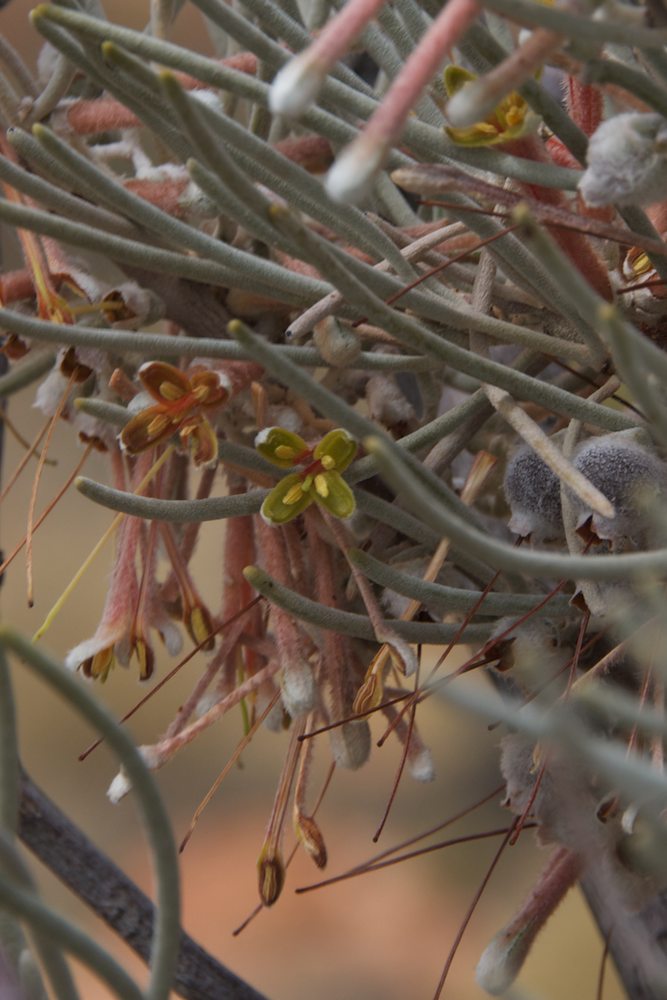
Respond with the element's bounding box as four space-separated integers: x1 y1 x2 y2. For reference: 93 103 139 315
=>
328 720 371 770
257 844 285 906
294 812 328 869
579 112 667 207
280 657 318 718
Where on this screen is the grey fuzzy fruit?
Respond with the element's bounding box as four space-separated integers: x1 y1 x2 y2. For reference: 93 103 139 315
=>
503 445 563 541
570 432 667 543
578 112 667 207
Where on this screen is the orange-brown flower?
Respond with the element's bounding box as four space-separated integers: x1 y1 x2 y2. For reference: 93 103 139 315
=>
120 361 228 466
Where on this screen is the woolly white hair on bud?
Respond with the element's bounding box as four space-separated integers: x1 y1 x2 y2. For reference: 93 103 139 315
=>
328 720 371 770
570 430 667 542
503 445 563 542
445 78 490 129
106 746 160 803
476 929 530 996
280 657 318 718
269 55 324 118
579 112 667 207
107 769 132 805
408 747 435 782
325 139 386 204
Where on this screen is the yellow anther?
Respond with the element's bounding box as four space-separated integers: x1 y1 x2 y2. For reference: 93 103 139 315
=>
314 474 329 498
159 381 184 401
284 482 305 505
320 454 335 470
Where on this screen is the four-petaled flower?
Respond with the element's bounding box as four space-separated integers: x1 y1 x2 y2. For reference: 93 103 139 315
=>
256 427 357 525
120 361 228 466
444 65 530 147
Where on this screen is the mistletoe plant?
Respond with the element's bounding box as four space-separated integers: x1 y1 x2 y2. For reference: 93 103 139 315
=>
2 0 667 997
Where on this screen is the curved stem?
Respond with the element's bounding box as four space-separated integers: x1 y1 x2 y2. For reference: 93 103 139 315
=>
0 631 181 1000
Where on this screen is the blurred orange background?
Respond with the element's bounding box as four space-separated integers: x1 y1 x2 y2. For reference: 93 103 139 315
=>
0 2 624 997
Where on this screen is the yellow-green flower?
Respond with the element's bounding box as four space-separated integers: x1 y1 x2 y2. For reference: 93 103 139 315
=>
256 427 357 525
444 65 530 147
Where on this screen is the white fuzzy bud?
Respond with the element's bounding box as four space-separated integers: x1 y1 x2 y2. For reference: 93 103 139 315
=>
280 658 318 718
579 112 667 207
106 746 160 803
476 929 530 996
328 720 371 770
408 746 435 783
269 54 325 118
326 137 386 204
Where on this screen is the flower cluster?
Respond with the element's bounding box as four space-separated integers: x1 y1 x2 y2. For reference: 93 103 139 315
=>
255 427 357 524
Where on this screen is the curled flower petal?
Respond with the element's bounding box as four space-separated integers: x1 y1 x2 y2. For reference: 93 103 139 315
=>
138 360 191 402
180 415 219 467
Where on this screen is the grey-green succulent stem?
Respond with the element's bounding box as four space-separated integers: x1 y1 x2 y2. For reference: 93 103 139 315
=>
0 353 57 399
597 305 667 446
76 478 265 520
38 4 411 275
0 34 37 97
0 864 140 1000
242 566 491 644
2 135 142 240
394 0 431 42
29 122 327 303
353 490 442 548
30 13 125 103
74 471 486 580
186 156 291 251
481 0 667 48
511 205 608 364
25 52 75 123
0 309 431 372
350 548 573 616
583 57 667 119
236 224 632 431
0 629 180 1000
366 434 667 581
0 199 325 306
161 79 414 277
0 67 19 125
33 4 583 191
0 834 79 1000
94 43 201 161
74 398 129 428
156 73 297 252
